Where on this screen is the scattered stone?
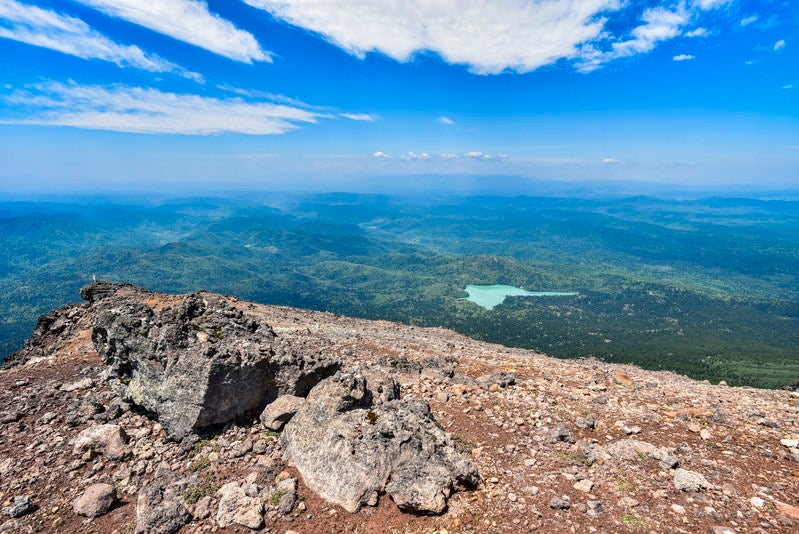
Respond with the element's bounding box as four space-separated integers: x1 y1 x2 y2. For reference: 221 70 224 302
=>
547 422 575 444
673 468 710 492
709 527 737 534
549 496 571 510
71 423 128 460
574 479 594 493
2 496 35 518
613 373 633 387
587 500 602 519
136 475 194 534
781 439 799 449
750 497 766 508
61 377 94 392
476 372 516 390
73 483 116 518
575 416 595 430
216 482 264 530
776 501 799 519
260 395 306 431
671 503 686 514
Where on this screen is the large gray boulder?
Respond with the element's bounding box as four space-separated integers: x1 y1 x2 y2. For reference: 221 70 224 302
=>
281 367 479 514
85 282 340 440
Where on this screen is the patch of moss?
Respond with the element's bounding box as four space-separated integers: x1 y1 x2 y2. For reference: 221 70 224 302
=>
269 490 285 506
184 476 219 505
622 513 649 531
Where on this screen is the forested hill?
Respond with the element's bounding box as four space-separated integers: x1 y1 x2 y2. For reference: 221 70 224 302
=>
2 192 798 388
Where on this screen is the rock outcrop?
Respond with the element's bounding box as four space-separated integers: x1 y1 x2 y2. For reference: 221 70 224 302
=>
85 282 339 439
281 366 479 513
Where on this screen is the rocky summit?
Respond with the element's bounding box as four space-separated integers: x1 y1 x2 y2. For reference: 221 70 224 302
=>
1 283 799 533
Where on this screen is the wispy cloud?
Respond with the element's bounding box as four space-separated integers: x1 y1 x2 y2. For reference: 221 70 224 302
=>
2 81 323 134
685 27 708 37
740 15 759 27
579 5 688 72
372 151 507 161
774 39 786 51
783 84 795 90
673 54 695 61
437 116 454 125
76 0 269 63
0 0 200 80
340 113 376 121
603 157 620 164
693 0 733 9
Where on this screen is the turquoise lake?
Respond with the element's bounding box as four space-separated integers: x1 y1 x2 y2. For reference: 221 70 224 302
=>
463 284 578 310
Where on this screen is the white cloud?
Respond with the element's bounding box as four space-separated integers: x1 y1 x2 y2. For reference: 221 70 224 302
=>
76 0 269 63
373 151 392 159
685 27 708 37
783 84 795 90
437 116 454 125
693 0 733 9
740 15 759 27
774 39 786 51
673 54 695 61
0 0 200 79
603 157 620 164
245 0 623 74
340 113 376 121
578 5 689 71
3 82 323 134
403 151 432 160
440 153 459 159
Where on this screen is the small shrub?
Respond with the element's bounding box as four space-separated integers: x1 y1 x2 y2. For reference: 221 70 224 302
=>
366 410 378 425
187 456 211 472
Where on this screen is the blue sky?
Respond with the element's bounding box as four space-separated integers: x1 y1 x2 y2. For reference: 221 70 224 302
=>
0 0 797 193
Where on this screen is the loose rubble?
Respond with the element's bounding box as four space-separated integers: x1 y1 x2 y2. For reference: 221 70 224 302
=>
1 282 798 533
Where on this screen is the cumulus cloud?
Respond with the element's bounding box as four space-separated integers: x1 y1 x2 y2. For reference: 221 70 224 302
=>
245 0 622 74
76 0 269 63
437 116 455 125
774 39 786 51
403 151 432 160
2 81 323 134
340 113 376 121
0 0 200 79
673 54 695 61
373 151 393 159
244 1 735 74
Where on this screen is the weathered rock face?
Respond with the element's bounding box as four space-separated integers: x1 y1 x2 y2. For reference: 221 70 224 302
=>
281 366 480 514
84 282 340 439
3 301 88 368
